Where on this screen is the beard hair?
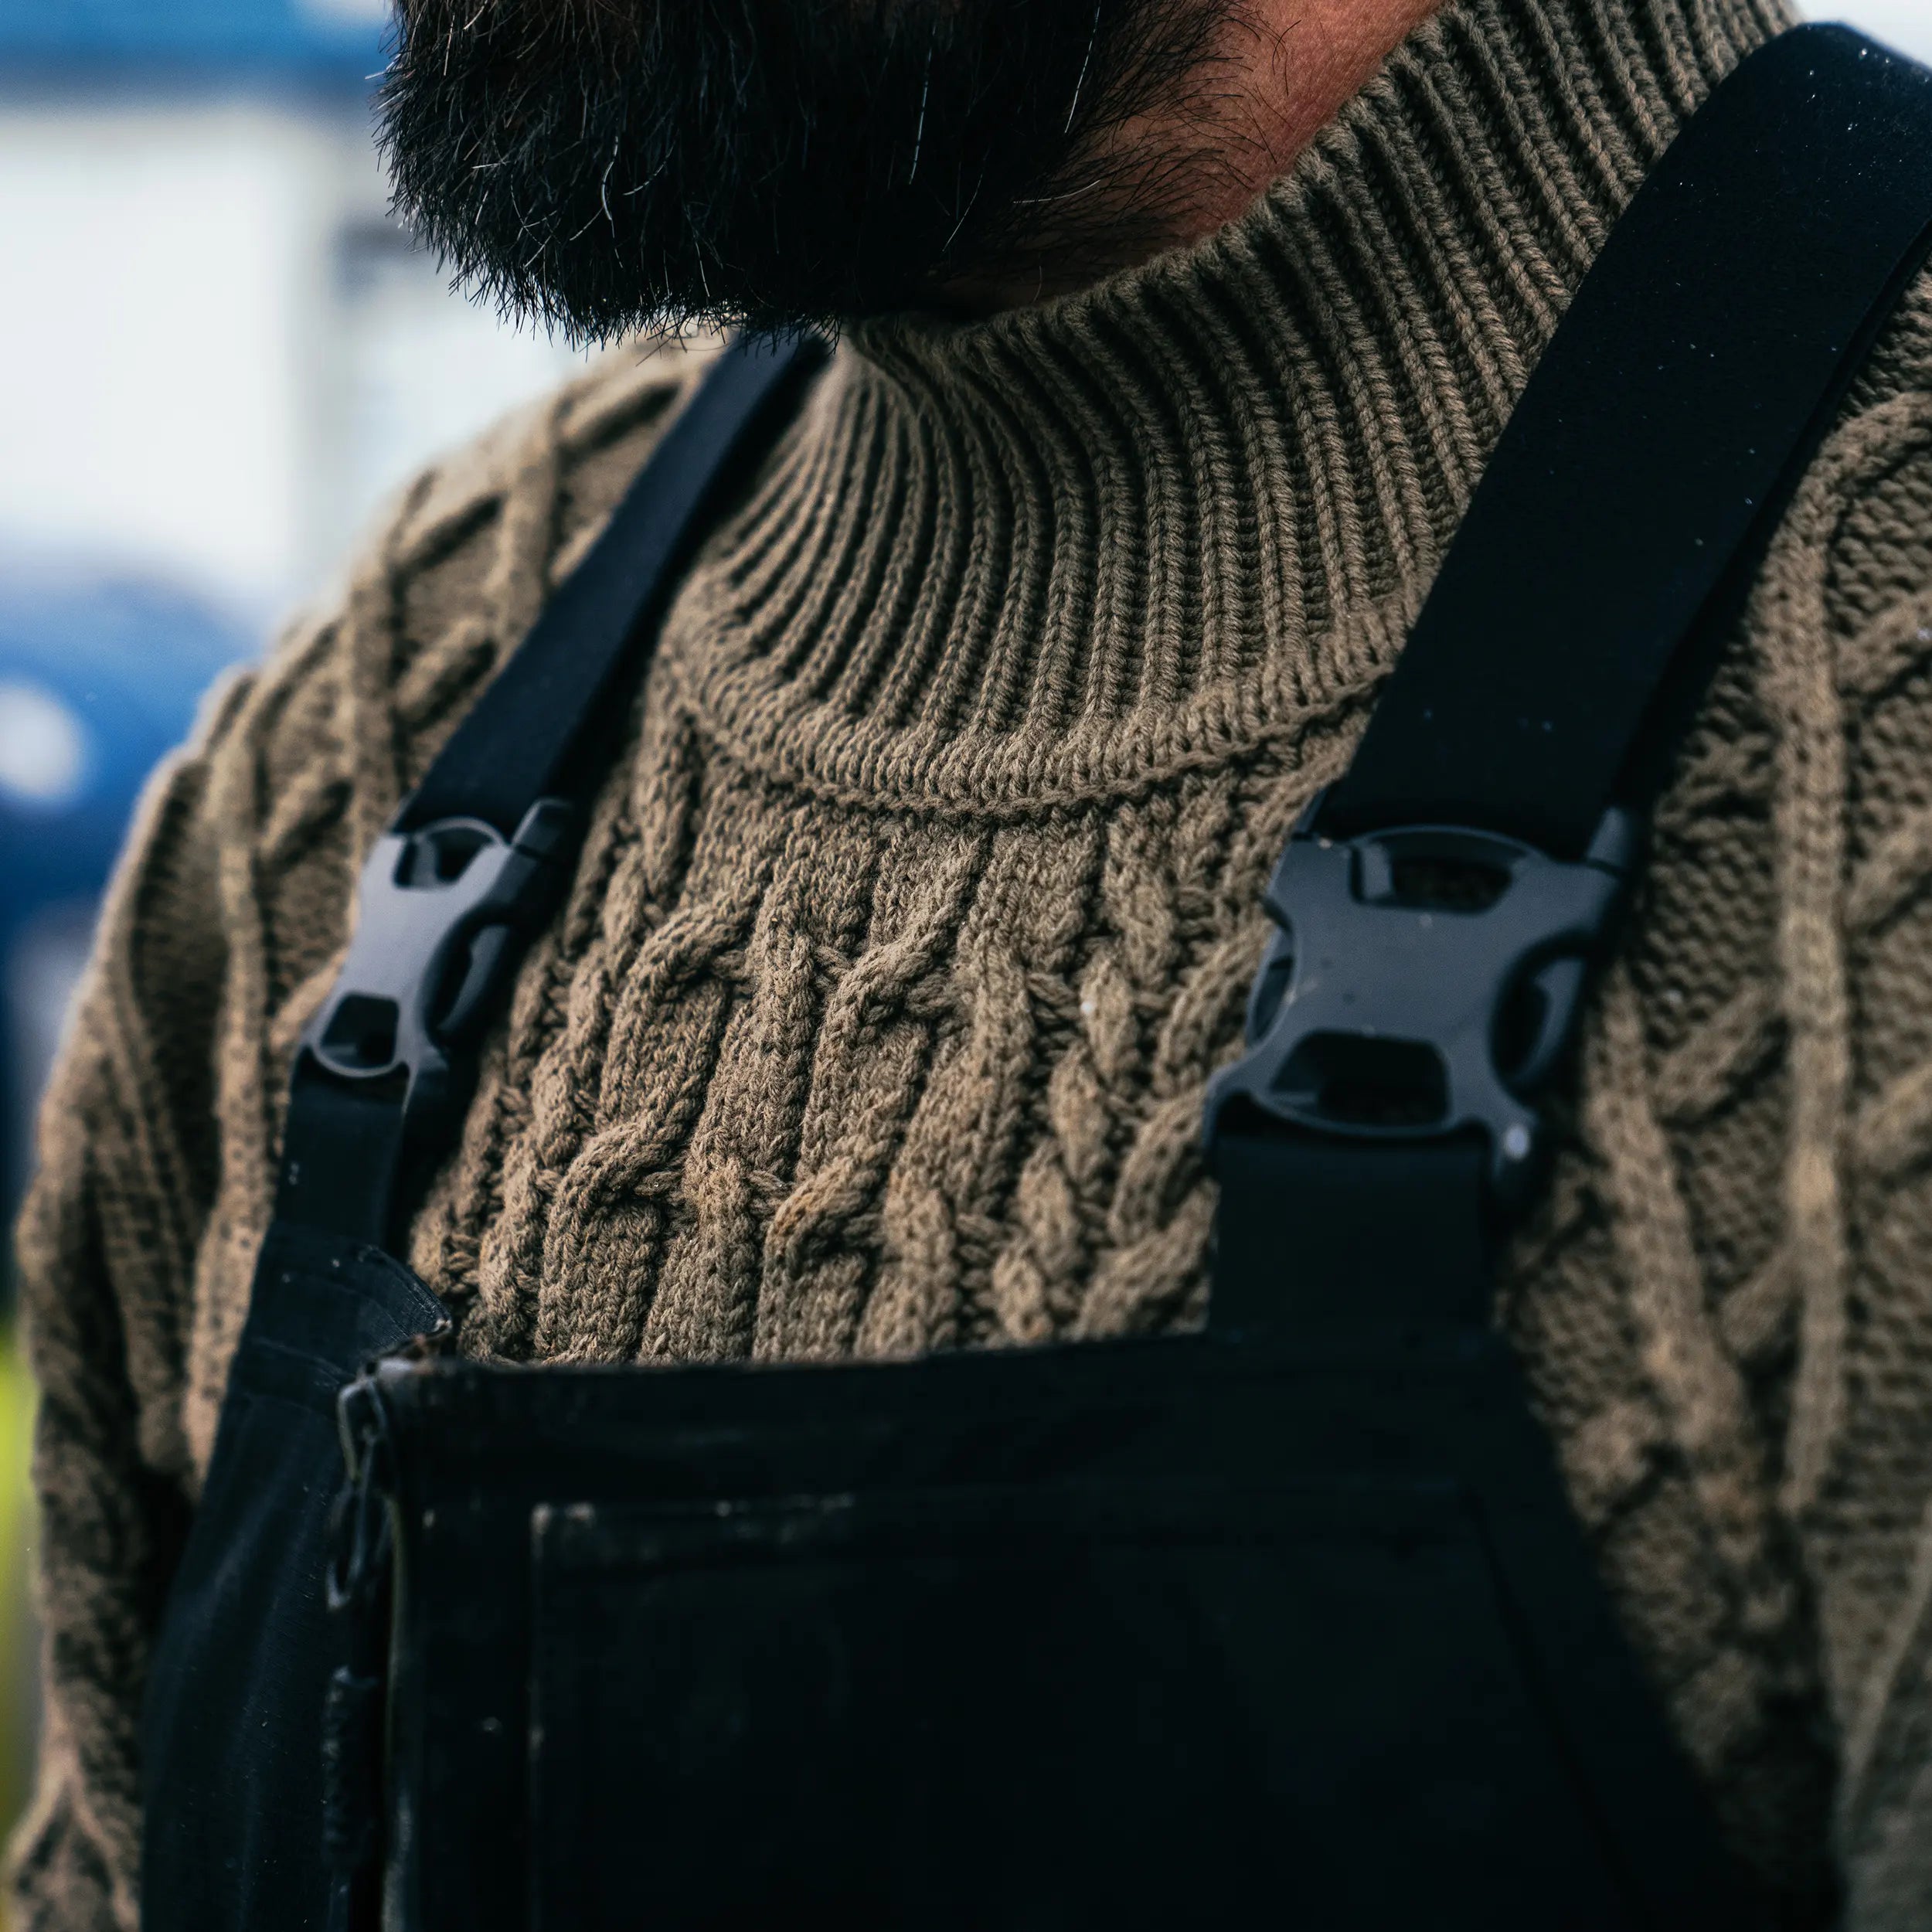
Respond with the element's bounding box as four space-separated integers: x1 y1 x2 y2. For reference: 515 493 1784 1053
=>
378 0 1242 342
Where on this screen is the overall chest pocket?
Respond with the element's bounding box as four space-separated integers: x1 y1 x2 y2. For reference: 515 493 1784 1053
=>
367 1330 1734 1932
526 1476 1619 1932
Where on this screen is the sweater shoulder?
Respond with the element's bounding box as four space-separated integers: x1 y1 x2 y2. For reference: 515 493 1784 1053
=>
249 335 711 777
261 334 716 805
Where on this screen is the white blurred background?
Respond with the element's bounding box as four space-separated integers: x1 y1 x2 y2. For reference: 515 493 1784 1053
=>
0 0 1928 1904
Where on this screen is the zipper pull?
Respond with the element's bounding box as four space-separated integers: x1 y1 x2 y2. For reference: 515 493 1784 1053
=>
323 1372 396 1925
329 1371 393 1620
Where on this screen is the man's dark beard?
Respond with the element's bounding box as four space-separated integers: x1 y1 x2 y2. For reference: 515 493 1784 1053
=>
379 0 1239 340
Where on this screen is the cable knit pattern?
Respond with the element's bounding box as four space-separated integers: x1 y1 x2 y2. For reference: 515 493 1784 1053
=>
16 0 1932 1922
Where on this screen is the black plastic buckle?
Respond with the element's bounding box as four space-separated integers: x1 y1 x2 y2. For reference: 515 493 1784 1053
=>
296 798 577 1155
1203 798 1636 1213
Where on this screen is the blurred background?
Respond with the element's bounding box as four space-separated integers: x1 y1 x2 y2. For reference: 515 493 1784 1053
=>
0 0 1930 1906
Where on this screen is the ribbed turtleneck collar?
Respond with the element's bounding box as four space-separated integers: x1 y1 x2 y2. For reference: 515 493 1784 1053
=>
657 0 1791 812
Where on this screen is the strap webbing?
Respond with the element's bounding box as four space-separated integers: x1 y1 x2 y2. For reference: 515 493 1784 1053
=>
1216 24 1932 1327
400 335 825 838
277 335 824 1241
1321 23 1932 862
1215 1135 1493 1325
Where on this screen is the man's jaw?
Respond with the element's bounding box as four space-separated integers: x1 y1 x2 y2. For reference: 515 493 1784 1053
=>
378 0 1251 338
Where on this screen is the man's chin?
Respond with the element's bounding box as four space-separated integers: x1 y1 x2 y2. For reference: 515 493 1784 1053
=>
378 0 1238 338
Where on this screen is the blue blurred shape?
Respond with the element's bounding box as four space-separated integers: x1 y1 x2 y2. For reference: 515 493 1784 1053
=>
0 0 387 79
0 573 253 937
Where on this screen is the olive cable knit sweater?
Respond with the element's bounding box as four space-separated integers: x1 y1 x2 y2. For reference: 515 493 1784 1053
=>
15 0 1932 1920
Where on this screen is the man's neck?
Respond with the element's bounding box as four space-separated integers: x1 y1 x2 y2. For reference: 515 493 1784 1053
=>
973 0 1446 309
1190 0 1451 233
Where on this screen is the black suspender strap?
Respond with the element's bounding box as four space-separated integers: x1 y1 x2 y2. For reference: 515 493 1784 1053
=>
1206 24 1932 1327
277 334 825 1243
397 338 824 840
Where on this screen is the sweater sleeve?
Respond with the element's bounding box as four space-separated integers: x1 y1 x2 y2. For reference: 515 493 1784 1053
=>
1808 417 1932 1925
1752 285 1932 1926
5 671 252 1932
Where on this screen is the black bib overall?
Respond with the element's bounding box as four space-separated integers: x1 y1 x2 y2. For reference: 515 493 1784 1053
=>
138 27 1932 1931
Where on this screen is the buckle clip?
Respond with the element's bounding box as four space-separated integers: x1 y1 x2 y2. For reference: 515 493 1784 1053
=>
1203 798 1635 1212
298 798 577 1151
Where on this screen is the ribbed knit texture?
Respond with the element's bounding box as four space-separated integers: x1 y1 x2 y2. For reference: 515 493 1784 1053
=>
17 0 1932 1921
